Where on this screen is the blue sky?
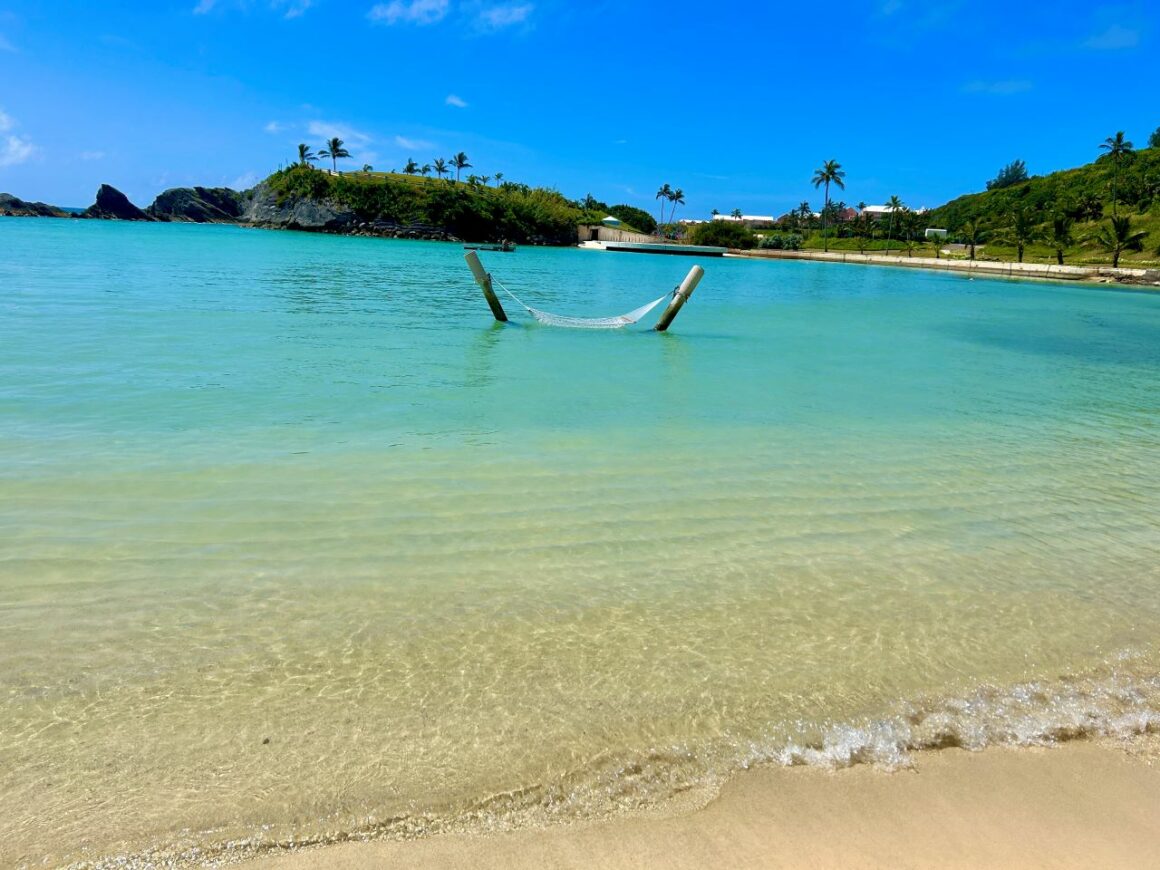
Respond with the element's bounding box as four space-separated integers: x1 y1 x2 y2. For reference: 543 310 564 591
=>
1 0 1157 215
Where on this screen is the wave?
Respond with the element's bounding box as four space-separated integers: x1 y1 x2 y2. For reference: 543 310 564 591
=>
69 658 1160 869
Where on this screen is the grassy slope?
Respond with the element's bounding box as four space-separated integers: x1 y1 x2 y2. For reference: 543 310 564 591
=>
791 149 1160 267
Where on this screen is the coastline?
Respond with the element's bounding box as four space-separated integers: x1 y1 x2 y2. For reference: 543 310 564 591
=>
731 247 1160 289
247 738 1160 870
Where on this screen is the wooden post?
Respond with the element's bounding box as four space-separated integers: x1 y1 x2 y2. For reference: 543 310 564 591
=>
464 251 508 322
653 264 704 332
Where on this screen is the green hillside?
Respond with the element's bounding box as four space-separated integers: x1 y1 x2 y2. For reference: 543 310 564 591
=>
924 146 1160 267
267 165 623 244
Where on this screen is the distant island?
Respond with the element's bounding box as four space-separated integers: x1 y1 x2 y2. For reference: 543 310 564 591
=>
3 129 1158 273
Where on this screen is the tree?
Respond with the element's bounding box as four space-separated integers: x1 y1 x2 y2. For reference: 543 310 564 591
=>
494 172 504 184
420 164 431 177
403 158 419 174
297 143 316 166
811 158 846 252
986 159 1029 190
432 157 448 181
607 204 657 234
1049 215 1074 265
960 219 984 261
1099 131 1134 216
656 183 674 231
901 209 923 257
451 152 472 182
998 206 1039 263
711 208 720 216
361 163 373 173
731 207 743 219
668 188 686 225
318 137 350 173
480 175 491 186
884 195 904 255
1094 215 1146 267
1150 127 1160 149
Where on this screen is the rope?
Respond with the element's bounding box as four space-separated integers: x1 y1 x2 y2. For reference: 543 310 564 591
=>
491 276 676 330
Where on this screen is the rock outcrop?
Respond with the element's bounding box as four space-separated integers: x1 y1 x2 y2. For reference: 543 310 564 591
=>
146 186 251 222
0 193 68 217
82 184 153 221
242 182 357 232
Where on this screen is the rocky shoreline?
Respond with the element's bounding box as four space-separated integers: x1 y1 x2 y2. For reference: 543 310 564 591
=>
1 182 463 242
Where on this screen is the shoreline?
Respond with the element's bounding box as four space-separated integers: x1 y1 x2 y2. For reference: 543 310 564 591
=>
731 247 1160 288
247 738 1160 869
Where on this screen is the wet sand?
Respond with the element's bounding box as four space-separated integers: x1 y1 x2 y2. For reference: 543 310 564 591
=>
249 739 1160 869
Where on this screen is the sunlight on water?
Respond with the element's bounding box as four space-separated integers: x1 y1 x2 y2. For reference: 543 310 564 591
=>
1 219 1159 866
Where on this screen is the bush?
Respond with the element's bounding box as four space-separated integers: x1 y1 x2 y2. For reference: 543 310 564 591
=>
757 233 803 250
607 204 657 234
691 220 756 249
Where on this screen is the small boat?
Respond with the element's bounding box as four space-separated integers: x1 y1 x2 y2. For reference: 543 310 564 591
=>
463 240 516 252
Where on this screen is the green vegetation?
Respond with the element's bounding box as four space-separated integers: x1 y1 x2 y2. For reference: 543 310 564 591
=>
267 163 602 244
690 220 755 249
924 135 1160 267
987 159 1029 190
606 204 657 234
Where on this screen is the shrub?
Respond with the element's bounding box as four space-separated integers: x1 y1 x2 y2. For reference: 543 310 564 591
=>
691 220 756 249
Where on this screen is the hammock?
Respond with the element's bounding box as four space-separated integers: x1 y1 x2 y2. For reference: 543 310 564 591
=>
491 276 675 330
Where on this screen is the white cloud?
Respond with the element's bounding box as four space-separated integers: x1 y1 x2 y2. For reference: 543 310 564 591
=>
879 0 902 14
193 0 216 12
264 120 285 133
272 0 313 17
475 2 533 30
0 32 15 52
445 94 468 108
307 120 372 148
0 109 12 132
367 0 449 25
1 135 36 167
1084 24 1139 50
962 79 1033 95
395 135 435 151
230 171 259 189
80 150 106 161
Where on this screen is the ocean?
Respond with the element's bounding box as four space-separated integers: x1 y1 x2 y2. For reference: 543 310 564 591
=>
2 217 1159 866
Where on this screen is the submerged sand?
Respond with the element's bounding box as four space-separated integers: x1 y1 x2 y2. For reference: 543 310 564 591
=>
249 739 1160 869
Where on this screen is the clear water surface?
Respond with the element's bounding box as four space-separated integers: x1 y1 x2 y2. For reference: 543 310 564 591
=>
2 218 1159 866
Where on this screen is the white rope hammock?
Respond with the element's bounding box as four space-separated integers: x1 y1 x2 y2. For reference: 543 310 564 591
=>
492 276 675 330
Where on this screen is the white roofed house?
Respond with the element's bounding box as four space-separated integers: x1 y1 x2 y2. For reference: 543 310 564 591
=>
711 214 775 228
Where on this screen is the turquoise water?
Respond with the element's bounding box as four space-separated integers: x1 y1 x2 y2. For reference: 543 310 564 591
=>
2 218 1160 867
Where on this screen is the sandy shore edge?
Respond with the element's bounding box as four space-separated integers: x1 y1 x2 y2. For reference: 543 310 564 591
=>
247 738 1160 869
729 248 1160 288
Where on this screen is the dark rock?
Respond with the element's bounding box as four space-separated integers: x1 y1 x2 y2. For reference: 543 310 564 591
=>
242 181 356 232
82 184 153 221
0 192 68 218
146 186 251 223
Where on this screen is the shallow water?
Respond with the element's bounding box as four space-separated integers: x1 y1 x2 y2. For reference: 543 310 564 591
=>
2 219 1159 866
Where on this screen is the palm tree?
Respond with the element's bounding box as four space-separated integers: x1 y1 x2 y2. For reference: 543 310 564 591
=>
494 172 504 184
362 164 373 174
884 195 904 255
668 188 686 225
318 137 351 174
998 206 1039 263
811 159 846 253
480 175 491 186
732 207 744 220
420 164 431 177
297 143 316 166
1094 215 1146 267
451 152 472 182
960 219 984 261
432 157 448 181
656 183 674 231
1049 215 1074 265
1099 131 1134 216
403 158 419 175
711 208 720 217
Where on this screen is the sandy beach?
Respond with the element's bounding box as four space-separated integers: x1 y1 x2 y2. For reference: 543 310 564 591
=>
250 739 1160 869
